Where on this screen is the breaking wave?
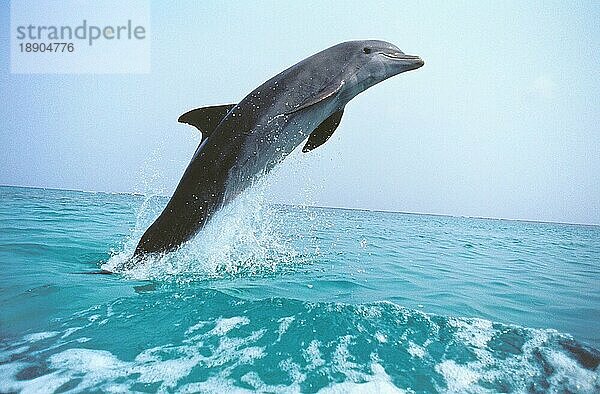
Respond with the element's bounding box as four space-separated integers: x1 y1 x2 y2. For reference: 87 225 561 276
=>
1 292 598 393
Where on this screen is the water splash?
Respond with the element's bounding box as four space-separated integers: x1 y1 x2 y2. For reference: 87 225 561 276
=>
103 166 310 281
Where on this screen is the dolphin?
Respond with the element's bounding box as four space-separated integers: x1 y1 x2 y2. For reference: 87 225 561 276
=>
133 40 423 258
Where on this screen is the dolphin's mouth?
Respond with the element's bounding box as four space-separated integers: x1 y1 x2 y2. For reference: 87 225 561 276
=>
380 52 422 62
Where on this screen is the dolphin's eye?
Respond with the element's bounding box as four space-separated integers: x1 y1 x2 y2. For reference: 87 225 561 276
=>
363 47 371 54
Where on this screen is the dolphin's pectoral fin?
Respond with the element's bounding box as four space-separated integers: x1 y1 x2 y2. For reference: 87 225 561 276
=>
288 81 344 114
178 104 237 141
302 109 344 153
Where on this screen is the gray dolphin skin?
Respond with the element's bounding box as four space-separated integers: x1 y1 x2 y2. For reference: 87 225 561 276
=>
133 40 423 258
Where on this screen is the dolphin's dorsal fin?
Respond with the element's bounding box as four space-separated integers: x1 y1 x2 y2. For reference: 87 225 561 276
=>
302 109 344 153
178 104 236 141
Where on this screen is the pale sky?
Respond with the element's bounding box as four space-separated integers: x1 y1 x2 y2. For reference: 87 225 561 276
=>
1 1 599 224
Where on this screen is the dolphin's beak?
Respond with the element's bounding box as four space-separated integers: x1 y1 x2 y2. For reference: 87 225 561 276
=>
380 52 424 70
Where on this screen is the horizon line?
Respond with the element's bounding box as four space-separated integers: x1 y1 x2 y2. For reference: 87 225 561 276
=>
0 183 598 228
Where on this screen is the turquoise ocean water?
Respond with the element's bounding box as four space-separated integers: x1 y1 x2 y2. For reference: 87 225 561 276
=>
0 185 598 392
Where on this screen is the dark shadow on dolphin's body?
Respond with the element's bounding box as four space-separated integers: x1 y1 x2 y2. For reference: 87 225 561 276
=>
132 40 424 262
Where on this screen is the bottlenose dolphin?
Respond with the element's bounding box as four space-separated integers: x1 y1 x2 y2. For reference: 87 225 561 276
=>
134 40 423 258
